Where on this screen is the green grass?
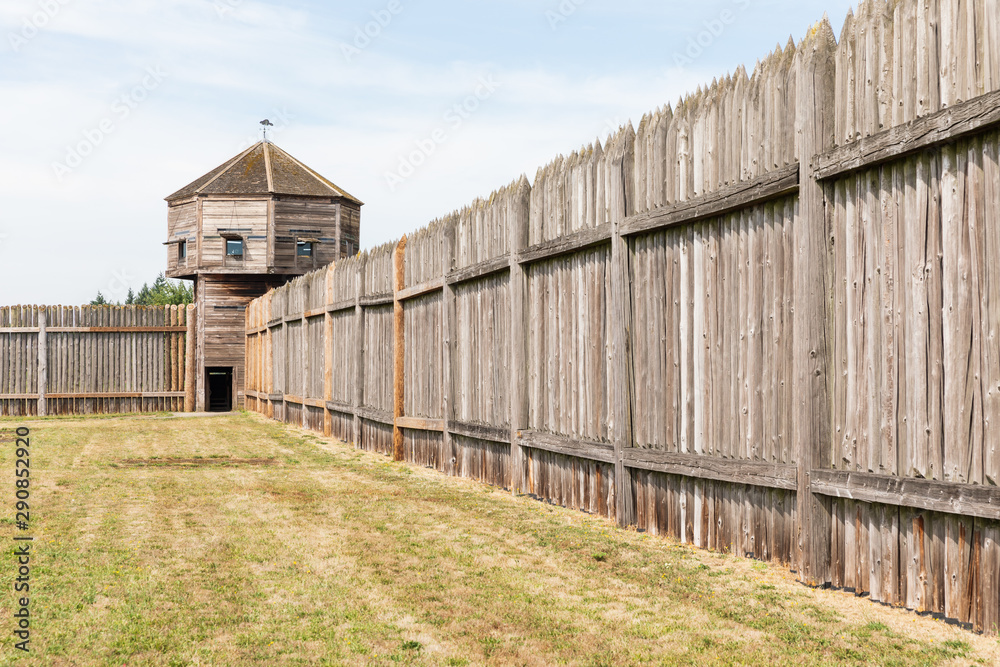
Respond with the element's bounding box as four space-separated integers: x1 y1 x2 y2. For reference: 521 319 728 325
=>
0 413 992 665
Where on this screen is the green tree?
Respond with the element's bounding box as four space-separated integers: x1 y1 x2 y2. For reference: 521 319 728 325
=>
90 274 193 306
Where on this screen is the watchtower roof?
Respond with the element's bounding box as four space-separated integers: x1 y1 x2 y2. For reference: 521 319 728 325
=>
165 141 363 204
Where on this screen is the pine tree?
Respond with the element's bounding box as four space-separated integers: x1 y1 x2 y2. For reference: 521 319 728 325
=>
90 274 193 307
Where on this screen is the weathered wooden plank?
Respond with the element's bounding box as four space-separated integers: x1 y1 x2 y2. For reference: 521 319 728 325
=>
356 406 393 426
516 223 611 265
609 126 635 527
624 449 798 491
793 21 836 586
621 163 800 236
392 238 407 461
447 255 510 286
359 294 394 308
397 416 445 432
448 419 510 444
38 392 187 399
325 298 357 314
517 429 615 464
812 469 1000 521
814 88 1000 179
396 277 445 302
36 311 46 417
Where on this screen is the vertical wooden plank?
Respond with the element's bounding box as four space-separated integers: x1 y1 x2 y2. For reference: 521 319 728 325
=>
185 304 196 412
982 521 1000 635
324 263 335 437
942 142 976 483
984 133 1000 487
441 221 456 476
393 237 407 462
793 20 836 586
510 177 530 493
195 276 206 412
609 126 636 527
37 309 46 417
352 261 364 443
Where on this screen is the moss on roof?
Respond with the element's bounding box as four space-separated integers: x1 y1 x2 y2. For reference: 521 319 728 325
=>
165 142 362 205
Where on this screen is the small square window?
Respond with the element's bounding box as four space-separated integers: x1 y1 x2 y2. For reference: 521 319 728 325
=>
297 241 313 257
178 240 187 260
226 238 244 257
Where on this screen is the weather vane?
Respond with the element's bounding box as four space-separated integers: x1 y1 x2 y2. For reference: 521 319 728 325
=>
260 119 274 142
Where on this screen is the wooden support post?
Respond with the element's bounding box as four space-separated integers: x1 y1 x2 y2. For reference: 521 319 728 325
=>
260 292 274 419
324 263 335 437
195 276 206 412
609 127 637 527
392 237 407 462
185 304 196 412
442 222 456 476
509 176 531 493
352 262 365 445
281 315 288 422
37 308 47 417
793 22 836 586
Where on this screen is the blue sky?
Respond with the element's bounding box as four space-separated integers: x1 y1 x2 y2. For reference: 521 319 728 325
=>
0 0 854 304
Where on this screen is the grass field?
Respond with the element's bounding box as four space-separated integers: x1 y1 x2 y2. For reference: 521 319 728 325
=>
0 412 996 666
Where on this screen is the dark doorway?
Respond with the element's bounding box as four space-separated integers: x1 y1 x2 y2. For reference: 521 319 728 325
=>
206 368 234 412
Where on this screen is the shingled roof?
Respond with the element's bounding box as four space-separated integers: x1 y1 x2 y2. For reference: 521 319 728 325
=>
165 141 363 204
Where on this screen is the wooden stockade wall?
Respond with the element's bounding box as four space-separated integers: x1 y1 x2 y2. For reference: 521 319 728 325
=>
0 305 195 416
247 0 1000 634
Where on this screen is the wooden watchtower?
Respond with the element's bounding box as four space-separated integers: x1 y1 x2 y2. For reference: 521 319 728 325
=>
164 140 362 412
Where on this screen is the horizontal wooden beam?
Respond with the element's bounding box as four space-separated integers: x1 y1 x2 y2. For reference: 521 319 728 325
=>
516 430 616 464
245 326 267 335
447 256 510 286
397 416 445 432
282 394 325 409
245 390 283 402
624 449 799 491
359 294 394 308
0 394 40 400
810 470 1000 521
813 89 1000 179
0 327 186 334
325 399 353 414
303 307 326 319
621 163 800 236
516 224 612 265
448 419 510 444
356 406 393 426
8 392 188 399
326 299 356 314
396 278 444 302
